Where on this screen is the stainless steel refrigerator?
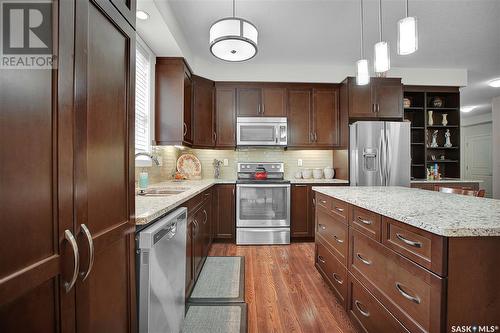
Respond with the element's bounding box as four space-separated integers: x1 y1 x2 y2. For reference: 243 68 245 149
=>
350 121 411 187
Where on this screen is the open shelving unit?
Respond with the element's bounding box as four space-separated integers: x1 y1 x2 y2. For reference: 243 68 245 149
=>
403 86 461 180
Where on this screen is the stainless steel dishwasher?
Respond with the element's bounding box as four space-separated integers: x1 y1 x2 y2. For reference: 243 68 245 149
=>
138 207 187 333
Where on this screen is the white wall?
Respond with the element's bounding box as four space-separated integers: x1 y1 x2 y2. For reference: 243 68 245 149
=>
493 96 500 199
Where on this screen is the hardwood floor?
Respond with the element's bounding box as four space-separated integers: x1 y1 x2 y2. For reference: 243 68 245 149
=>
209 242 357 333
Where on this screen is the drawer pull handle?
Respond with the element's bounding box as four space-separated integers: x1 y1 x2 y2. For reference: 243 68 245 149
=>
332 273 343 284
320 200 327 204
334 235 344 243
395 282 421 304
357 217 373 225
334 207 344 213
356 253 372 265
318 223 326 230
354 300 370 317
318 255 326 264
396 233 422 248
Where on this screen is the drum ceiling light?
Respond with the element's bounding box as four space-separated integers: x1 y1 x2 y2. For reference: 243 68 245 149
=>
209 0 258 62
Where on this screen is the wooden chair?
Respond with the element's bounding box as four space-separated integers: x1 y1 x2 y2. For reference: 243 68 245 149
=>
435 186 486 197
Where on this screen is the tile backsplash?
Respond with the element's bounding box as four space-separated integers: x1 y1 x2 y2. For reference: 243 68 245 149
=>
136 146 347 184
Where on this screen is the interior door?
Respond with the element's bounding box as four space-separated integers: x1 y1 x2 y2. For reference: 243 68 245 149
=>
287 89 313 147
463 123 493 197
237 88 262 116
0 1 75 331
74 1 136 332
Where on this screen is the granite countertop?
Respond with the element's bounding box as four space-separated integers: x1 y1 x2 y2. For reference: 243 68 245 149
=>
411 178 484 184
312 186 500 237
135 179 234 225
288 178 349 184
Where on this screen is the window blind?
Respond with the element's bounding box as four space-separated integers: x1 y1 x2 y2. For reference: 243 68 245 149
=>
135 43 150 152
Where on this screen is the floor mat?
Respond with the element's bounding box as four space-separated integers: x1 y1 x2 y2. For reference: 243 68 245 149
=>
189 256 245 303
182 304 247 333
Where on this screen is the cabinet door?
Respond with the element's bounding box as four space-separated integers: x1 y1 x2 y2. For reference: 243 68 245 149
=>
193 208 204 277
287 89 313 147
193 75 215 148
200 196 213 258
214 185 236 240
215 87 236 147
183 69 193 145
262 87 286 116
237 88 262 116
313 88 339 147
291 185 314 239
348 79 375 118
109 0 136 28
74 1 136 332
0 1 75 331
185 219 194 297
373 79 403 118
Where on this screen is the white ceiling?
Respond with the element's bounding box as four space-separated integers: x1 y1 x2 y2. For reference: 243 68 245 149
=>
137 0 500 118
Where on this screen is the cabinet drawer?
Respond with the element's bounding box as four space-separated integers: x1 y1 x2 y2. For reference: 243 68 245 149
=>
382 217 447 276
316 239 348 308
350 206 382 241
317 209 348 265
350 229 444 333
330 197 348 222
348 273 410 333
316 193 331 210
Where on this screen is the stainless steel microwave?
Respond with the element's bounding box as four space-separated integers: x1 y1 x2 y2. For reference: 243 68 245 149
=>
236 117 287 147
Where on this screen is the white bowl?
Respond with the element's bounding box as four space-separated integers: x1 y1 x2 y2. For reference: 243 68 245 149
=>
313 168 323 179
302 169 312 179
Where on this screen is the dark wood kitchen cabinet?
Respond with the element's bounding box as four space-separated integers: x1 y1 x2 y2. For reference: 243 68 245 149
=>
342 77 403 119
0 0 137 332
213 185 236 241
193 75 215 148
215 85 237 148
287 85 340 148
155 57 194 146
236 85 286 117
291 185 315 240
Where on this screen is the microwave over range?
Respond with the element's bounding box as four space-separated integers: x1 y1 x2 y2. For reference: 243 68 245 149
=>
236 117 287 147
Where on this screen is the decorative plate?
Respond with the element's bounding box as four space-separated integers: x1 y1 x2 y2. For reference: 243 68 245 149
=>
177 154 202 179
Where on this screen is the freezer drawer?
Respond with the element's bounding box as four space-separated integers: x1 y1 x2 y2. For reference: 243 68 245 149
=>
236 228 290 245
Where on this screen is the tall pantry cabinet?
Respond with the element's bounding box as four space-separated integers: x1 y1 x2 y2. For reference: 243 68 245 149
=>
0 0 137 332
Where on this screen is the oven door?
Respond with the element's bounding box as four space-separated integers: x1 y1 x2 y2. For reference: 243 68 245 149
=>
236 184 290 227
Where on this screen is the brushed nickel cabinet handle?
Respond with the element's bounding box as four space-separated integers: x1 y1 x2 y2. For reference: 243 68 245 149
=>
203 209 208 224
312 198 316 205
318 255 326 264
261 103 265 115
315 132 318 142
357 216 373 225
396 233 422 248
213 131 217 143
334 207 344 212
334 235 344 244
354 300 370 317
183 122 187 137
332 273 344 284
79 224 94 281
64 230 79 293
395 282 421 304
356 253 372 265
320 199 327 205
318 223 327 230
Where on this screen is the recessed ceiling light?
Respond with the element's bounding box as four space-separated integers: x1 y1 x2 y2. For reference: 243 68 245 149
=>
461 106 476 113
488 78 500 88
136 10 149 20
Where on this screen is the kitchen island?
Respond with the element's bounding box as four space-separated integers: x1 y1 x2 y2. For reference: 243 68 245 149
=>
312 186 500 333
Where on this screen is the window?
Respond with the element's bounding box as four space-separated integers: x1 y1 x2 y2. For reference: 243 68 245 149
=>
135 39 153 154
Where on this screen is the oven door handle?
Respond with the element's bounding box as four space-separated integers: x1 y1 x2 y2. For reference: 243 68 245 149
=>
236 184 291 188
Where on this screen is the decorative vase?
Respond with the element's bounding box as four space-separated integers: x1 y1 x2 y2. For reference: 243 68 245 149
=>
444 129 452 148
294 171 302 179
428 110 434 126
324 167 335 179
313 168 323 179
432 97 444 108
302 169 312 179
442 114 448 126
403 98 411 109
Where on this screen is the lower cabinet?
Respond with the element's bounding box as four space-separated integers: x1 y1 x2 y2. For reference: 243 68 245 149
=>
291 184 315 240
213 185 236 241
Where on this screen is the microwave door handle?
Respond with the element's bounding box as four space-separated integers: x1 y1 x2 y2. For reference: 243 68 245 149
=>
275 126 279 143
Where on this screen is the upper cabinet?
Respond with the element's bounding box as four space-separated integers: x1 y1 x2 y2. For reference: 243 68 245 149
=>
192 75 215 148
236 84 286 117
342 77 403 119
287 85 340 149
215 85 237 148
155 57 193 146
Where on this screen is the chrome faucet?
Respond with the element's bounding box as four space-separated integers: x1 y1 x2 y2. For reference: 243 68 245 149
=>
135 152 160 166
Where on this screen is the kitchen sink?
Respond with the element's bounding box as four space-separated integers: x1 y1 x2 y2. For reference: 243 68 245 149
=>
137 187 189 196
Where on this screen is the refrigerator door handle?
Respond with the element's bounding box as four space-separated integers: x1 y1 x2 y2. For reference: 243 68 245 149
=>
378 129 385 185
385 128 391 184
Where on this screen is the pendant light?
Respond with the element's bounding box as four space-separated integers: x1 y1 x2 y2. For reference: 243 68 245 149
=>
398 0 418 55
374 0 390 73
356 0 369 85
209 0 258 62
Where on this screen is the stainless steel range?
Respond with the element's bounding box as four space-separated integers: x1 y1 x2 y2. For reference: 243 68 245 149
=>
236 162 290 245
